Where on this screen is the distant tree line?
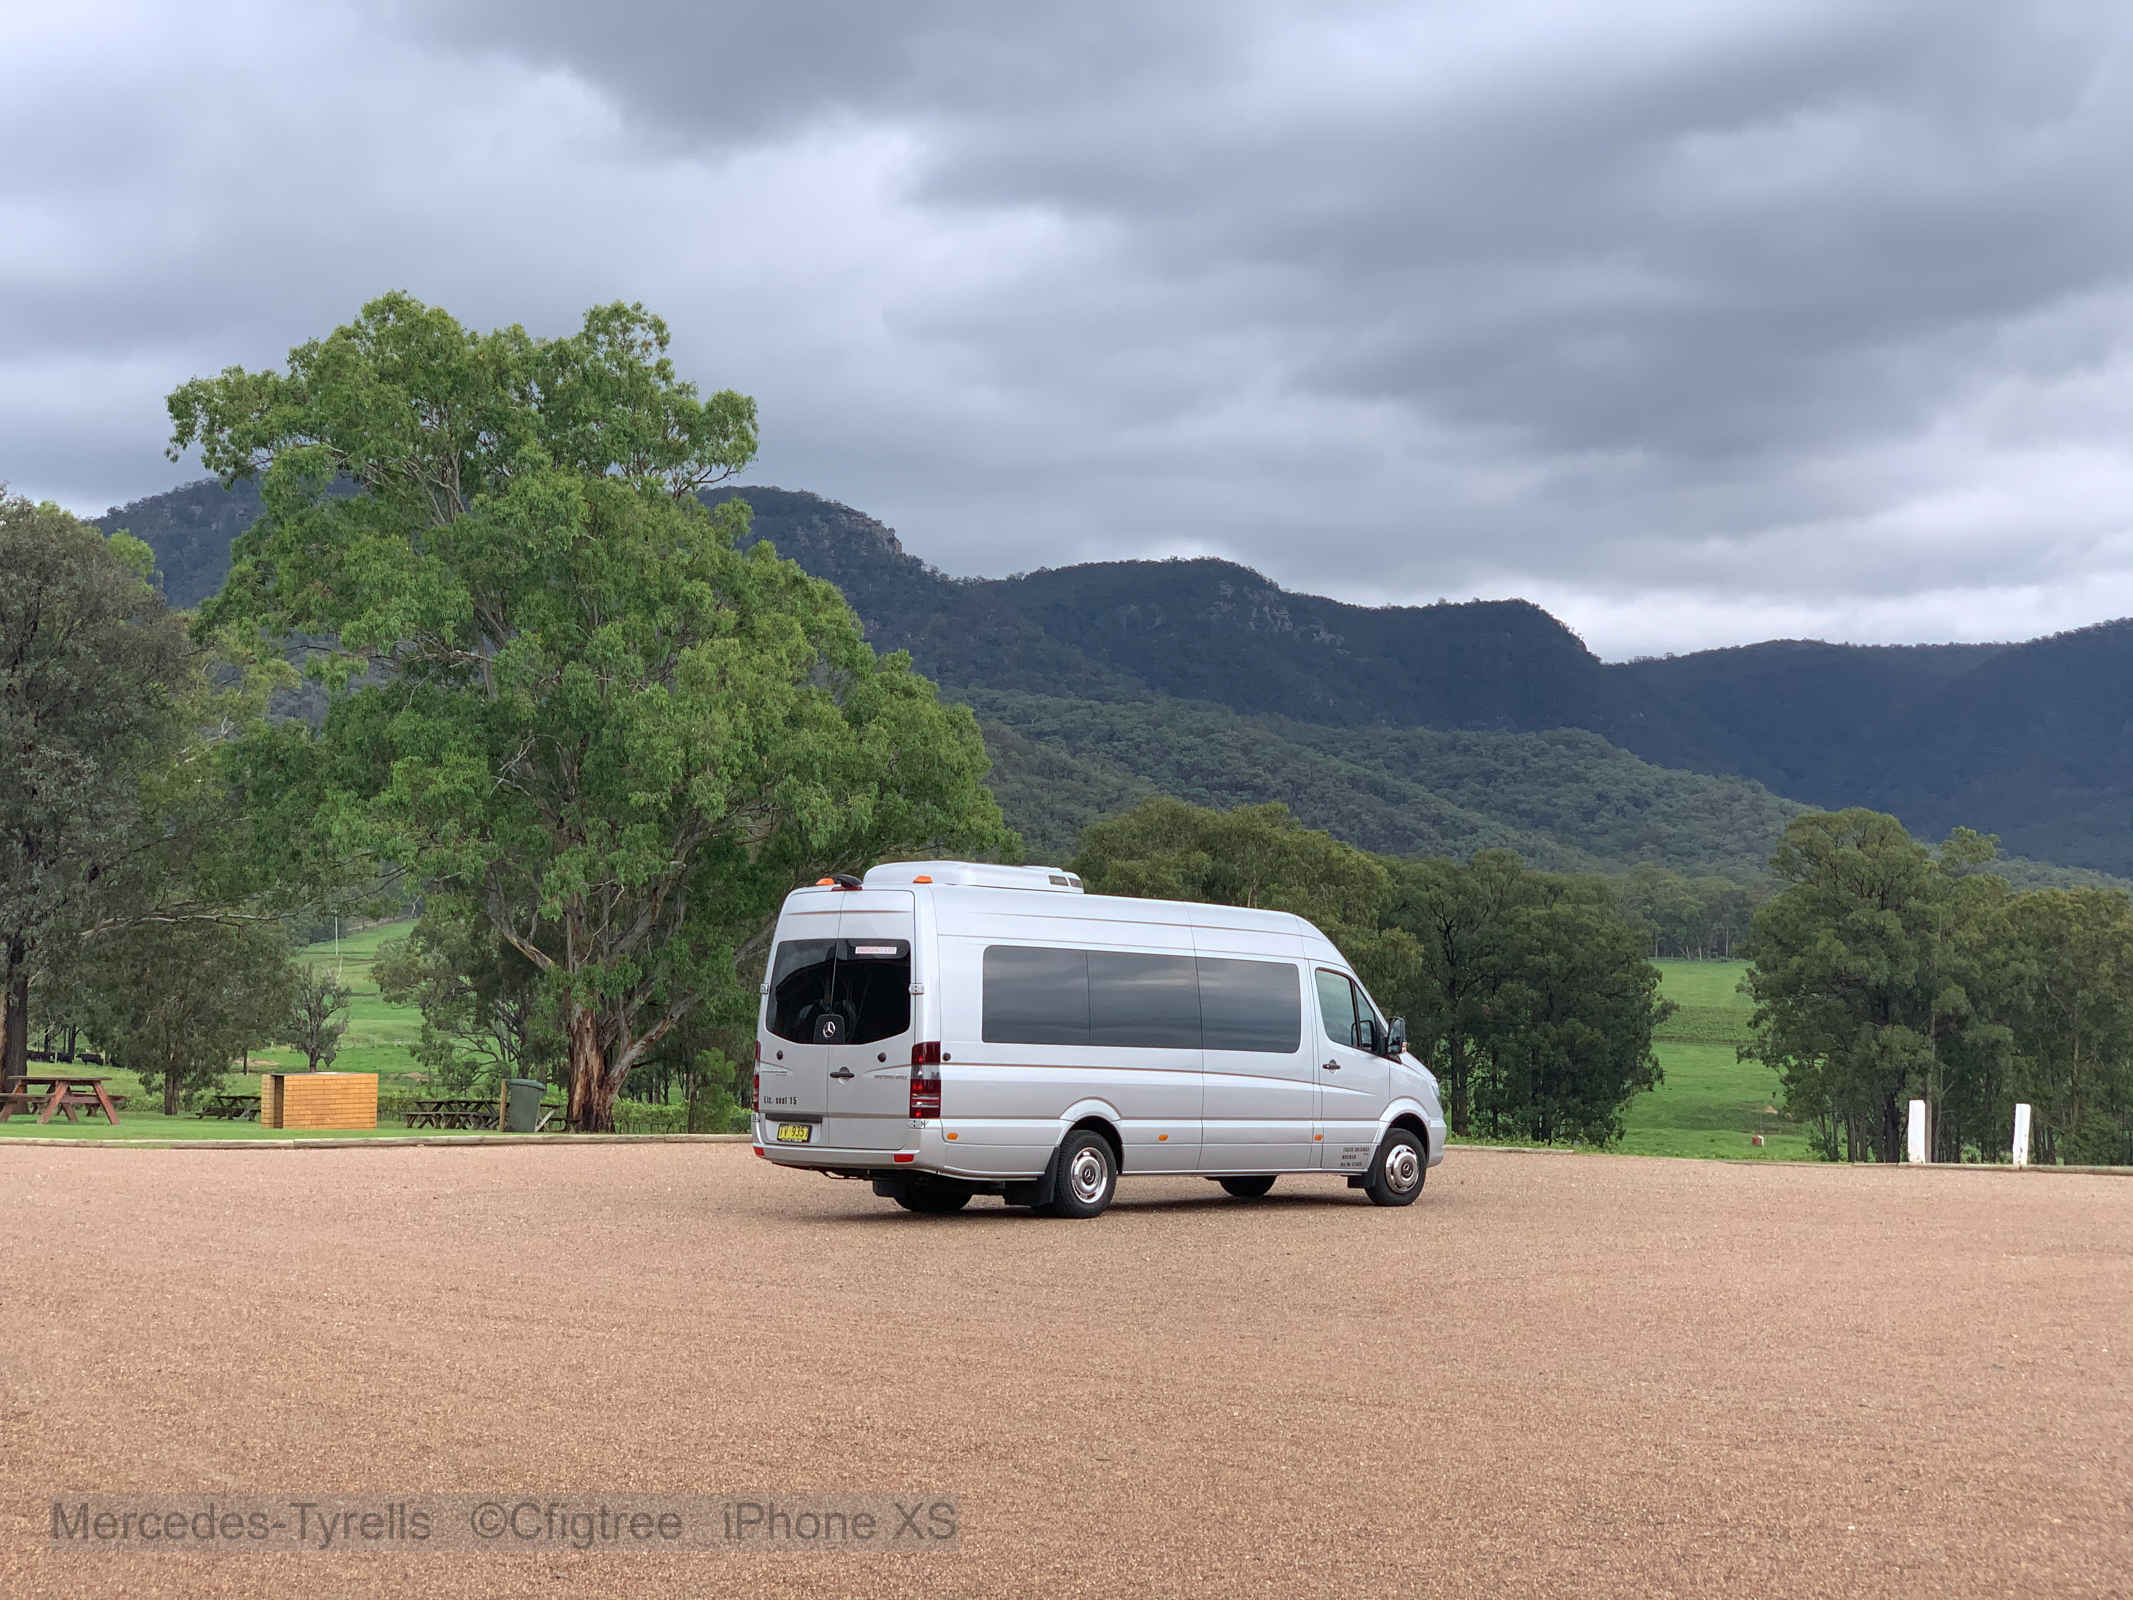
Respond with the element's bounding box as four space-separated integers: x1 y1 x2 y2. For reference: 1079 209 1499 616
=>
1071 797 1672 1147
1614 864 1764 960
1743 809 2133 1165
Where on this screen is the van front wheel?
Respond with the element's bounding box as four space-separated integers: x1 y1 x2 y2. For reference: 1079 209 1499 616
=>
1047 1131 1117 1219
1363 1129 1426 1207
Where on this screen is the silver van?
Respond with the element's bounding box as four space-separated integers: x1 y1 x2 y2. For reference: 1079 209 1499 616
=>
752 861 1447 1217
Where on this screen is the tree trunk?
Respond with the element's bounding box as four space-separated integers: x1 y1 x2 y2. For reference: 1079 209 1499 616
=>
162 1069 181 1116
2 938 27 1095
564 1004 620 1132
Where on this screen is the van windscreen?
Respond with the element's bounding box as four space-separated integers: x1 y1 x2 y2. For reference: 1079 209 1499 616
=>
768 939 912 1045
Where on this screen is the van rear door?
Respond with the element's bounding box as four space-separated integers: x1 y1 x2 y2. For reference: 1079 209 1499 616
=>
760 899 843 1141
760 893 917 1153
823 898 919 1151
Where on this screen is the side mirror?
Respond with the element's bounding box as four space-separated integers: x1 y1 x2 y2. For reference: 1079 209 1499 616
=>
1386 1017 1407 1057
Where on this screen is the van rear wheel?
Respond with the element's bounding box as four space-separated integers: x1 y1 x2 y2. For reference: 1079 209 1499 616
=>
1216 1176 1276 1198
1047 1131 1117 1219
1362 1129 1426 1207
894 1178 973 1214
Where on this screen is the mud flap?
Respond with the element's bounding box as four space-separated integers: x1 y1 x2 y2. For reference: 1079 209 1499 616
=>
1003 1138 1065 1209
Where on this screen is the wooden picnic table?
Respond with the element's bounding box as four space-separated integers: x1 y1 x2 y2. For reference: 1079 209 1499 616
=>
0 1074 122 1126
198 1093 262 1121
403 1096 500 1131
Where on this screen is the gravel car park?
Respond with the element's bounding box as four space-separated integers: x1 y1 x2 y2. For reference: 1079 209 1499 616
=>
2 1144 2126 1598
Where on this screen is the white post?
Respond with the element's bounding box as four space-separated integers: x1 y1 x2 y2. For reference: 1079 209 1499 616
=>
1906 1099 1929 1164
2012 1103 2032 1168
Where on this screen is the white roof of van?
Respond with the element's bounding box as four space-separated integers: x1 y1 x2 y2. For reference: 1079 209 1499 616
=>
852 861 1332 948
863 861 1083 892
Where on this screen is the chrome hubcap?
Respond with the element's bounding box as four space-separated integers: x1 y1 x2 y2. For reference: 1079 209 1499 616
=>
1384 1143 1420 1193
1069 1146 1109 1203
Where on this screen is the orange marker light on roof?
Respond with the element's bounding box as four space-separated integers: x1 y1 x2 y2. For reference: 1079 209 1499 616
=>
815 877 834 886
912 875 933 883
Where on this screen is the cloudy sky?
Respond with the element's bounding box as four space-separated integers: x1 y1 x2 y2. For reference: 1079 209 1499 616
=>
8 1 2133 657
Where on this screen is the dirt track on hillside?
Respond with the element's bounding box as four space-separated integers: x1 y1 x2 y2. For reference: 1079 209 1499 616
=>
1 1146 2126 1598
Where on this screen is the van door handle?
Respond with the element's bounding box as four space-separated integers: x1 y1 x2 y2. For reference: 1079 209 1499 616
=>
1322 1060 1340 1072
828 1067 855 1080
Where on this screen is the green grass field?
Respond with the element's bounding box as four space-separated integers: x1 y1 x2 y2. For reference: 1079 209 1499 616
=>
290 919 426 1079
1447 957 1802 1160
6 935 1795 1157
1619 959 1804 1160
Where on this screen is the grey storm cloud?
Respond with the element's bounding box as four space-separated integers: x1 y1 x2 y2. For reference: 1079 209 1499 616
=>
7 0 2133 655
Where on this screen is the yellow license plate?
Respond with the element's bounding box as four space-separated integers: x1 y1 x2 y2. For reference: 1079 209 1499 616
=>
775 1123 813 1144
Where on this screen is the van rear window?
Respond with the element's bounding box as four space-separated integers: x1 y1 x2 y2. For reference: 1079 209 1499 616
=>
768 940 912 1045
981 946 1300 1053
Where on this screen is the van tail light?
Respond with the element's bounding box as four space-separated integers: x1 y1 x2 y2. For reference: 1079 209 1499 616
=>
909 1041 942 1119
752 1040 761 1112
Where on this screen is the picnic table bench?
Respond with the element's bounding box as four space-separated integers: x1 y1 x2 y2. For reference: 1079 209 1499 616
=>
197 1093 262 1121
0 1074 123 1126
401 1095 562 1131
403 1096 500 1130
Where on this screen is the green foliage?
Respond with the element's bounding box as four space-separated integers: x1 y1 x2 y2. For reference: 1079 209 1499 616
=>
277 966 352 1072
173 293 1012 1130
0 491 202 1084
372 904 557 1093
1073 797 1391 930
1474 891 1670 1145
72 921 294 1114
1071 798 1669 1146
1377 854 1670 1144
1996 889 2133 1166
1742 809 2133 1164
976 688 1805 878
1614 864 1762 959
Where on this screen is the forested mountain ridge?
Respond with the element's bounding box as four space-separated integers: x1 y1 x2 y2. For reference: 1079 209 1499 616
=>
98 478 2133 875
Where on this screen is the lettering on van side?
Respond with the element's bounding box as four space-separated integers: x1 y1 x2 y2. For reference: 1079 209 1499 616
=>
761 1093 803 1110
1337 1145 1373 1170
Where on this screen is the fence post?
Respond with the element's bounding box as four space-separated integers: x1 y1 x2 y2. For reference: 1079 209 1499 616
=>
2012 1103 2032 1168
1906 1099 1929 1164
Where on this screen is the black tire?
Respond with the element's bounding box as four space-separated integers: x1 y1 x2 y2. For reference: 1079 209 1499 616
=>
893 1178 974 1214
1217 1175 1277 1198
1046 1130 1118 1218
1362 1128 1426 1207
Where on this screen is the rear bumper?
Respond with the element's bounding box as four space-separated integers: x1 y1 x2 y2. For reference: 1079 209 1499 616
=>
752 1118 1047 1181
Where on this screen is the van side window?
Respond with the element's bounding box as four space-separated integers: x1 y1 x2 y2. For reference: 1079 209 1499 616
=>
1196 957 1301 1053
1090 951 1200 1049
768 939 912 1045
982 946 1300 1053
982 946 1091 1044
